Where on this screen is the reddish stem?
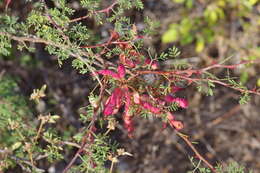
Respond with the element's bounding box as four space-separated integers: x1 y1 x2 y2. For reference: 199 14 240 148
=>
81 41 130 49
133 59 260 96
70 1 118 23
177 132 217 173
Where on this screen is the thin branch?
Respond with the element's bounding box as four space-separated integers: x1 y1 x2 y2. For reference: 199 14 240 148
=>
8 155 45 172
176 74 260 96
207 105 241 128
96 1 118 14
176 132 217 173
136 59 260 76
134 59 260 96
0 32 104 86
40 0 70 41
109 161 115 173
69 1 118 23
201 59 260 72
62 148 83 173
62 113 99 173
0 70 6 80
0 32 102 67
81 40 131 48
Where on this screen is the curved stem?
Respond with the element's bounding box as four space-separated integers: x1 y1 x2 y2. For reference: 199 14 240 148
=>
176 132 217 173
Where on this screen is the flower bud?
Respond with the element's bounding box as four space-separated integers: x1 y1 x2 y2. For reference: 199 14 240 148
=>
170 121 184 130
97 70 120 79
141 101 161 114
151 61 159 70
164 95 188 108
171 86 183 93
117 64 126 78
133 92 140 104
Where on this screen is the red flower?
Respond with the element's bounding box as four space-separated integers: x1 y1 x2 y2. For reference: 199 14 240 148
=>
119 53 137 68
103 86 134 137
170 120 184 130
164 95 188 108
171 86 183 93
145 58 151 64
167 112 184 130
145 58 159 70
103 87 123 116
97 64 126 79
123 88 134 136
133 92 140 104
141 101 161 114
117 64 126 78
5 0 11 10
126 59 137 68
87 126 97 142
97 70 120 79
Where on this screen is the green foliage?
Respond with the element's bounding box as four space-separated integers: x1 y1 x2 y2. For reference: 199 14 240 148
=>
143 17 160 35
197 79 216 96
161 24 179 43
0 76 33 145
0 0 257 172
79 94 98 123
0 76 118 172
166 102 179 112
227 78 251 104
0 76 37 171
216 162 253 173
71 133 118 173
68 24 92 44
239 92 250 105
80 0 101 10
0 15 19 34
188 157 252 173
27 10 49 30
239 71 249 84
72 59 89 74
157 46 181 61
159 84 172 95
43 130 64 162
134 0 144 9
0 35 11 56
163 0 259 53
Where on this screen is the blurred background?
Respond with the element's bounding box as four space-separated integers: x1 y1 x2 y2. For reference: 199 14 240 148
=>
0 0 260 172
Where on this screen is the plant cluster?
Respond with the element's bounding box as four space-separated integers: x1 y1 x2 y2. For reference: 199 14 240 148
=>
163 0 259 52
0 0 259 172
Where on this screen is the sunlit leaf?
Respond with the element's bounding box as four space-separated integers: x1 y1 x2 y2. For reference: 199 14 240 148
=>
257 78 260 87
162 28 179 43
195 36 205 53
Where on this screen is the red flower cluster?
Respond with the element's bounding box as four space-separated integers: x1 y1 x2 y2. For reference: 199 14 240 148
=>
97 64 134 136
97 63 188 136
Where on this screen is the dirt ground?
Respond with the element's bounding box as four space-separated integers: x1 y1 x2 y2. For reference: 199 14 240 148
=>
1 0 260 172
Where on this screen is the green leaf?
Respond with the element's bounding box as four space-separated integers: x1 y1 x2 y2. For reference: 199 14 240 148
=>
195 36 205 53
185 0 193 9
239 92 250 105
179 18 193 35
249 0 258 5
172 0 185 3
240 71 249 84
11 142 22 151
209 11 218 23
162 28 179 43
257 78 260 87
